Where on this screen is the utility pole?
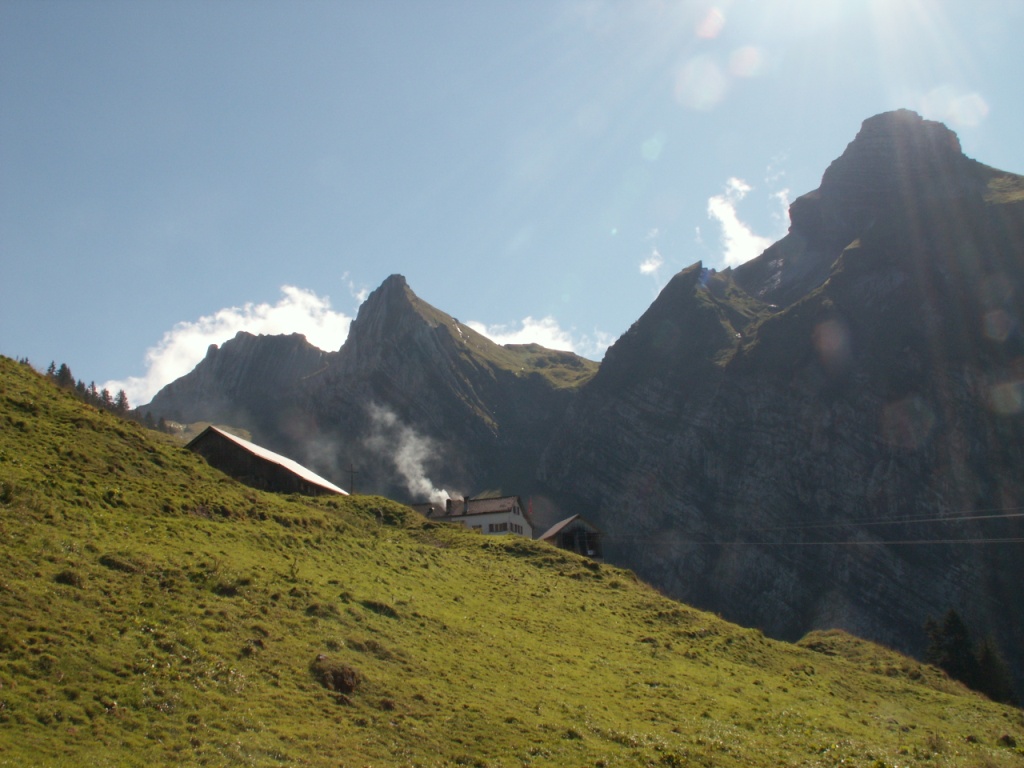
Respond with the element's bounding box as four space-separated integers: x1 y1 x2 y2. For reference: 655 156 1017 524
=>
347 465 359 495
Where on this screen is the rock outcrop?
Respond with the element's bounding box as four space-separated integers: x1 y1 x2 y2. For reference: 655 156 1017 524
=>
144 274 597 500
301 275 596 497
539 110 1024 693
732 109 1001 307
142 331 334 437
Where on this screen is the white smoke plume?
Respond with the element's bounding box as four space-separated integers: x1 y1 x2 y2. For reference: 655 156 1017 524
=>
365 403 454 504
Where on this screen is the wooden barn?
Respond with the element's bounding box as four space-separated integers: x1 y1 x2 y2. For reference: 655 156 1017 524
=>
186 426 347 497
538 514 603 560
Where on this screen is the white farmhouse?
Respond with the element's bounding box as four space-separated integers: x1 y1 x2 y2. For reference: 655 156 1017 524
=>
414 495 533 538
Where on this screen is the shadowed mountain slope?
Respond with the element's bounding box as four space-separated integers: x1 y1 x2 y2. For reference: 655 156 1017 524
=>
539 110 1024 696
140 331 334 438
144 275 597 500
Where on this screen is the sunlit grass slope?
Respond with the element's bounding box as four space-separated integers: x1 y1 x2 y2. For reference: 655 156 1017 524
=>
1 355 1022 767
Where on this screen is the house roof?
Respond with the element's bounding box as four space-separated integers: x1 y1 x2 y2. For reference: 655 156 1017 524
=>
462 496 522 515
187 426 348 495
441 495 524 517
538 514 600 541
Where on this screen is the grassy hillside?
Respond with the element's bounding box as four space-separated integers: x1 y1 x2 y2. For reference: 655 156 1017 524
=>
1 355 1021 767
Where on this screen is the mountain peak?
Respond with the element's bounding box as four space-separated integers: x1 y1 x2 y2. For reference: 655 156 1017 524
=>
343 274 448 358
141 329 330 419
788 109 976 248
847 108 960 152
818 109 964 194
734 110 988 305
378 273 410 291
362 273 413 315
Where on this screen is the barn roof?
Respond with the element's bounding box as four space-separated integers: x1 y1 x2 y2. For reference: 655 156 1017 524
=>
538 514 600 541
187 426 348 495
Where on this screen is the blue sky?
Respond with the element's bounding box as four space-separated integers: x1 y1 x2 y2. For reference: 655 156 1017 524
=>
3 0 1022 406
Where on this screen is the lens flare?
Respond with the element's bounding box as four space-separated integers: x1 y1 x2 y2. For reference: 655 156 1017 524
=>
813 319 851 373
881 395 936 450
729 46 763 77
674 55 728 111
695 7 725 39
982 309 1013 343
641 132 666 161
988 380 1024 416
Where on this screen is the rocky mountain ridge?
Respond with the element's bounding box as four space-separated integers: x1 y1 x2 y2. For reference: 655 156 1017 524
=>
541 109 1024 693
143 110 1024 695
144 274 597 500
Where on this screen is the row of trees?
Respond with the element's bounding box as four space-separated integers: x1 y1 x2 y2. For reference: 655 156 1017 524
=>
46 361 131 415
44 361 172 433
924 609 1017 704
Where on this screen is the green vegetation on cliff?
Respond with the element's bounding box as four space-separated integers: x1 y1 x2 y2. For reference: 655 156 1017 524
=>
1 355 1021 767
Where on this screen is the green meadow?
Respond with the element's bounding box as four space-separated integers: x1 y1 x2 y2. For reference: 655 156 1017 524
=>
1 355 1021 766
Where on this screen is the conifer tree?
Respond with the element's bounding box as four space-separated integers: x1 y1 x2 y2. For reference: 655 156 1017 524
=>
975 637 1016 704
55 363 74 389
925 609 980 691
114 389 130 415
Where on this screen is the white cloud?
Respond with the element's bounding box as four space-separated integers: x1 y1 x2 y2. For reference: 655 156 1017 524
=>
917 86 989 129
770 187 791 227
106 286 352 407
344 273 370 303
466 316 612 361
639 248 664 275
466 316 575 350
706 177 774 267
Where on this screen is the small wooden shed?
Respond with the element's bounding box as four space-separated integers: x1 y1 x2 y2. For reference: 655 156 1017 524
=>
186 426 347 497
538 514 603 560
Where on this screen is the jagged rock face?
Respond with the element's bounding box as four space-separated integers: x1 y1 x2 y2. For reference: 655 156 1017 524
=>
540 111 1024 692
733 110 999 307
142 332 333 437
144 275 596 501
302 275 592 497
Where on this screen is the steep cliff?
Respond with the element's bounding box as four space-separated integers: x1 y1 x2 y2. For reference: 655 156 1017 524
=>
144 275 597 500
732 109 1003 306
540 110 1024 692
301 274 597 498
141 331 334 439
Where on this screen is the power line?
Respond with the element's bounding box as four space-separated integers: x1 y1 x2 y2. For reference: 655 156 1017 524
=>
736 510 1024 534
592 504 1024 544
600 533 1024 546
718 537 1024 547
